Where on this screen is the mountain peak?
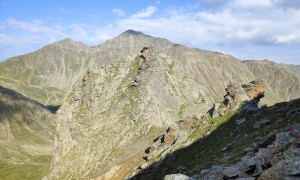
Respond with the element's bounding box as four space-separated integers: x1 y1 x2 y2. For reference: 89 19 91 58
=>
45 37 88 50
54 38 75 45
121 29 145 36
60 37 73 42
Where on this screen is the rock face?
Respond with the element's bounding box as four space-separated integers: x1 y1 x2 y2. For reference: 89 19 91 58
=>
46 48 214 179
211 79 265 118
143 116 199 162
0 85 55 179
164 174 195 180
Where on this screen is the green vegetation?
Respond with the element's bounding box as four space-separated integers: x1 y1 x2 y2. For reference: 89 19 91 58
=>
102 56 142 117
0 143 52 180
167 100 300 176
178 103 187 118
168 62 175 74
0 162 50 180
138 99 300 179
0 86 54 180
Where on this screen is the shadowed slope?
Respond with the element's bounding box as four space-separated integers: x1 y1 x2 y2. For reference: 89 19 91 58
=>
132 98 300 179
0 85 55 179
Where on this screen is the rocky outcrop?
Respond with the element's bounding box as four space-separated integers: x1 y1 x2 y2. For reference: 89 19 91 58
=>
181 124 300 180
143 116 199 162
131 47 159 87
242 79 265 101
164 174 195 180
211 79 265 118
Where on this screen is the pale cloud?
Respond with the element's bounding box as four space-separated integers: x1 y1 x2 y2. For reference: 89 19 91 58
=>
272 34 300 44
132 6 157 18
112 9 126 17
232 0 274 8
7 18 64 36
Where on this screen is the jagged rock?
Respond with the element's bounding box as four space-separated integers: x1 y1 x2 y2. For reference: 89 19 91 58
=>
223 84 244 110
242 79 265 100
219 155 232 164
222 164 245 178
274 132 294 150
267 144 279 155
256 148 273 166
200 169 210 175
258 157 300 179
210 79 265 118
164 174 195 180
239 100 260 114
253 119 271 129
212 103 221 118
164 127 178 146
141 116 201 167
218 106 227 116
236 118 246 126
238 80 265 114
202 166 225 180
199 124 300 180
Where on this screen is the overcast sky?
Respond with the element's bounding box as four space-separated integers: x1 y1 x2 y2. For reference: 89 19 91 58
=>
1 0 300 64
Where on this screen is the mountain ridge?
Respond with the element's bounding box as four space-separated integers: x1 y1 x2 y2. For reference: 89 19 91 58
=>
0 30 299 107
0 30 299 179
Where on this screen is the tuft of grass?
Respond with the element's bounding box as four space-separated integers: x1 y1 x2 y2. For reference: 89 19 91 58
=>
178 103 187 118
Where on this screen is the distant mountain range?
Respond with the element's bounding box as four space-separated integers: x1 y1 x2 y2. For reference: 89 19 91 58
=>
0 30 299 179
0 30 299 108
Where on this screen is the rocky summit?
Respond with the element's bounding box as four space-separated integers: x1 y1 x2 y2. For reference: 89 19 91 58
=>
0 30 299 179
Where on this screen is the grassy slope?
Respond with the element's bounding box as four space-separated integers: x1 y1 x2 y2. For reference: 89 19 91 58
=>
0 87 54 180
135 98 300 179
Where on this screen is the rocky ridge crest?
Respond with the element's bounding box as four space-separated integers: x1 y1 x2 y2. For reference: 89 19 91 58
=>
46 47 213 179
